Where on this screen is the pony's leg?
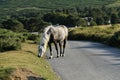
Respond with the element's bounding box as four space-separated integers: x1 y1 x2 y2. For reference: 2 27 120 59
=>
54 41 59 58
48 42 53 59
63 39 67 57
59 41 63 57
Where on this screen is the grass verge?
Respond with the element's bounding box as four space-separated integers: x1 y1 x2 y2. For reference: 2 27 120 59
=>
0 41 60 80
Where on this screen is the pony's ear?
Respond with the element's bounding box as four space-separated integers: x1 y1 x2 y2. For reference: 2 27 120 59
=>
47 28 51 35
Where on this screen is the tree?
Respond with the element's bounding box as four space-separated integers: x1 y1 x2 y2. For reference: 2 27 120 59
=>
43 12 68 25
0 23 3 28
90 20 97 26
65 15 78 27
96 17 104 25
2 19 24 32
111 13 120 24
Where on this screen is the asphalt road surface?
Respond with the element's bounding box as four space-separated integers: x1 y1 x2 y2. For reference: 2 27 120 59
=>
46 41 120 80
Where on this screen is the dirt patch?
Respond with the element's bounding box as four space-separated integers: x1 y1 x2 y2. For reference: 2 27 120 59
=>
10 68 45 80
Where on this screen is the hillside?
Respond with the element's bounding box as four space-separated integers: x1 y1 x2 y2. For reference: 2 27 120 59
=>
107 0 120 7
0 0 117 18
0 0 117 9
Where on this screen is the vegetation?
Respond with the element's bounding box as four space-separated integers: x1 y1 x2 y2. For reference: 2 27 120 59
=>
69 24 120 48
107 0 120 7
0 41 60 80
1 0 120 33
0 0 116 16
1 0 120 79
0 28 22 52
1 6 120 32
108 29 120 47
0 28 40 52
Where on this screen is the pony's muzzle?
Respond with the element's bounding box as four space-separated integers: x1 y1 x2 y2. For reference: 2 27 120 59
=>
38 55 41 57
38 55 41 58
38 53 42 58
38 52 45 58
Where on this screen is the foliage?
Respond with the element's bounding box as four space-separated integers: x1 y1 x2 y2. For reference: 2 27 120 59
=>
90 20 97 26
27 33 40 44
2 19 24 32
107 0 120 7
43 12 68 25
108 30 120 47
1 1 120 32
0 0 116 16
0 28 22 52
111 13 120 24
43 13 87 27
24 18 50 32
0 28 41 52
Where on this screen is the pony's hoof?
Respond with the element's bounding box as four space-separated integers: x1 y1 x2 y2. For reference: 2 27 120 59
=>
60 54 62 57
57 55 59 58
49 56 53 59
62 54 65 57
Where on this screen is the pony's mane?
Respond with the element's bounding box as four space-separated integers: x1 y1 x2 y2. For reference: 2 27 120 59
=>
41 25 53 43
44 25 53 34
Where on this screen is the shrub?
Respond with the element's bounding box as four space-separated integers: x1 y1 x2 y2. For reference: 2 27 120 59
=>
23 33 40 44
108 31 120 47
2 19 25 32
68 25 120 45
90 20 97 26
0 28 22 52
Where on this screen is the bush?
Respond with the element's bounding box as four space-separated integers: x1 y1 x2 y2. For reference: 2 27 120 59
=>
108 31 120 47
0 28 22 52
22 33 40 44
68 25 119 44
90 20 97 26
2 19 24 32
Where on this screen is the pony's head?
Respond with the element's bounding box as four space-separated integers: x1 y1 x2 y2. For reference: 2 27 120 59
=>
38 26 52 57
38 40 47 57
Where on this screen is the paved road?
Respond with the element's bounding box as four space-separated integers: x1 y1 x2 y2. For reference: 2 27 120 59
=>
46 41 120 80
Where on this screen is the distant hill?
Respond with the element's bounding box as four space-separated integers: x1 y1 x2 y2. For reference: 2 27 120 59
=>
107 0 120 7
0 0 117 9
0 0 119 18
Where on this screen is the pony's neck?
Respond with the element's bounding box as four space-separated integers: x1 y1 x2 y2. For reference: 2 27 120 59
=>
43 26 52 42
42 33 50 43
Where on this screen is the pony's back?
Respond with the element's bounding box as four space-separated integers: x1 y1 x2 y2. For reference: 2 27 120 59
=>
50 25 68 41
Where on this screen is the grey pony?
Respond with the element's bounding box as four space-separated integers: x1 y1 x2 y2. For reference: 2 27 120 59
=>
38 25 68 59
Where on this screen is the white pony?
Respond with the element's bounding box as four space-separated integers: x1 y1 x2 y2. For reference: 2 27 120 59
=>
38 25 68 59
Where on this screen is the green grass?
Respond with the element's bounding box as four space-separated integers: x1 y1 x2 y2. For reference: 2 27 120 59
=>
0 41 60 80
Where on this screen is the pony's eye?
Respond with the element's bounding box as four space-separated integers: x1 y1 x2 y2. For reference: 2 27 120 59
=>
41 43 44 46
